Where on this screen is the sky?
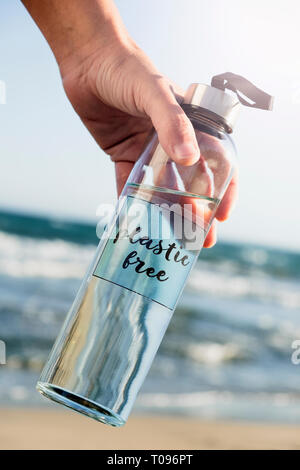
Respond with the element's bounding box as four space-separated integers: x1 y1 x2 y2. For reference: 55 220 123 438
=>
0 0 299 250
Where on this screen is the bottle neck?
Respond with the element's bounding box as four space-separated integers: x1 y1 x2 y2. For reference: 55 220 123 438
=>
181 103 231 134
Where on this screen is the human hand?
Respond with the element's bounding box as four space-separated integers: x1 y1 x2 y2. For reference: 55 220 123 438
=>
22 0 238 247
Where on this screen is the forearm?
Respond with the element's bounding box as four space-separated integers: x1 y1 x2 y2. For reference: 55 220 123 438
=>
21 0 131 68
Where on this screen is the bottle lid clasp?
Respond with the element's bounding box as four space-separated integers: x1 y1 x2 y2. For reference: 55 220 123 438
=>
183 72 274 133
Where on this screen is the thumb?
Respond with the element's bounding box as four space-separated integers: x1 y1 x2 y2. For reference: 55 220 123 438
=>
143 79 200 165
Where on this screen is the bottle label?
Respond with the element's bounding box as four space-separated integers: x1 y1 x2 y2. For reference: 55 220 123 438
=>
93 196 202 310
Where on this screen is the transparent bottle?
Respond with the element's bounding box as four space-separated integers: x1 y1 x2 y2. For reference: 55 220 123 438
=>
37 74 273 426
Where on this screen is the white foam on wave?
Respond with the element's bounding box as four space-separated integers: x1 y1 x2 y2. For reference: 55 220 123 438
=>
0 230 299 310
0 231 95 279
187 263 300 309
185 342 243 364
134 390 300 423
137 390 300 410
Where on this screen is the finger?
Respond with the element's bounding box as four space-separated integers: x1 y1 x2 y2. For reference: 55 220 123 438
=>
179 149 212 198
215 170 238 221
143 78 200 166
115 161 134 196
115 158 218 248
196 131 232 195
203 220 217 248
176 155 213 234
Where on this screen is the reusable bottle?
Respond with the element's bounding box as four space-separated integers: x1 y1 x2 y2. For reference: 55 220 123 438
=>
37 73 273 426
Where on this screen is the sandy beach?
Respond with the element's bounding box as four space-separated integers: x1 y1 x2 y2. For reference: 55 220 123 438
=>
0 408 299 450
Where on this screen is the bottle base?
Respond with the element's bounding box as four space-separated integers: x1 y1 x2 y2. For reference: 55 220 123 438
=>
36 382 126 427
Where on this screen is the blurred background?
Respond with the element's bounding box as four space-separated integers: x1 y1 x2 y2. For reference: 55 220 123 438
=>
0 0 300 448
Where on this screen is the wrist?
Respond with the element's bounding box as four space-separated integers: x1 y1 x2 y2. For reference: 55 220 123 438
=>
22 0 131 73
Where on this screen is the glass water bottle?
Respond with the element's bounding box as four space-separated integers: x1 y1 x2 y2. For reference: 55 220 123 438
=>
37 73 273 426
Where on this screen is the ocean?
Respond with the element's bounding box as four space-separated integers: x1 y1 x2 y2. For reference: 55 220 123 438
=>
0 208 300 423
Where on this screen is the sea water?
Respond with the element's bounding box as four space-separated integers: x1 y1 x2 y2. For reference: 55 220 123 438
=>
1 208 300 423
37 184 220 425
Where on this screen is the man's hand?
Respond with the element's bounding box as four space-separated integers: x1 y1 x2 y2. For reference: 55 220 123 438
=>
21 0 237 247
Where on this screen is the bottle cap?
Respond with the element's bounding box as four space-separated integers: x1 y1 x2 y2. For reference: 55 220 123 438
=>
183 72 273 133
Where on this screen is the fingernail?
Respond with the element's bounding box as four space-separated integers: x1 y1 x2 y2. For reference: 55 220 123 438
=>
174 142 199 162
